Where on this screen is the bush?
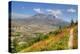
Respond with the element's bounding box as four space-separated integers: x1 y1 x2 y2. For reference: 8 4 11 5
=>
34 33 49 42
49 30 61 35
15 32 21 36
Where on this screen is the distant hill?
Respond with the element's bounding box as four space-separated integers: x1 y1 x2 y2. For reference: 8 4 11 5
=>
12 13 69 27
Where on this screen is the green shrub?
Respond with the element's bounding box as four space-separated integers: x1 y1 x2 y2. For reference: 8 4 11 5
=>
49 30 61 35
34 33 49 42
15 32 21 36
46 35 69 50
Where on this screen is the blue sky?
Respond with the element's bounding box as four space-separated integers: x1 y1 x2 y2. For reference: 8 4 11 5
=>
10 1 78 22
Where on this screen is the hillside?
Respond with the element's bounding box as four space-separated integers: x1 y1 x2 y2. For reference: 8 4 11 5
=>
10 13 77 53
20 24 78 52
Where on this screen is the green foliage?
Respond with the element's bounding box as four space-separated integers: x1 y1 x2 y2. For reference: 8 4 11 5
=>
16 43 29 52
59 25 62 29
70 19 78 26
75 20 78 25
49 30 61 35
14 32 21 36
11 32 49 53
34 33 49 41
11 38 18 53
11 24 78 52
11 39 30 52
71 19 74 26
46 35 69 50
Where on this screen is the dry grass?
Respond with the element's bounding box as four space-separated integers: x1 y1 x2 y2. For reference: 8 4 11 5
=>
20 27 73 52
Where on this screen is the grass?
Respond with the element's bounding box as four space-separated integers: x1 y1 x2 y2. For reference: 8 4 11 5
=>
73 26 78 49
46 35 69 50
11 24 78 53
20 27 71 52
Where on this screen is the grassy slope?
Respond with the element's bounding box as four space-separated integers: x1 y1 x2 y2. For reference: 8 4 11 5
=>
73 25 78 49
20 25 78 52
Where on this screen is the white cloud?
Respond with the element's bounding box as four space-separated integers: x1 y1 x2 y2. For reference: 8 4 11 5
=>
11 12 31 18
33 8 44 14
67 8 76 13
46 9 62 18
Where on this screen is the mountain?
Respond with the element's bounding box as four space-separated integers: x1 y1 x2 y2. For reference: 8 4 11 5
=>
11 13 69 34
24 13 69 26
12 14 69 26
